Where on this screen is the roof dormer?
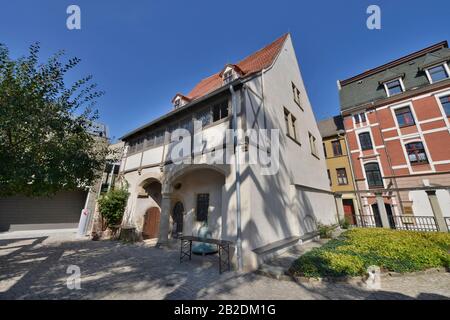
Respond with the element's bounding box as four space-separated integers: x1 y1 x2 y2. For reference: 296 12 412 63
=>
220 64 243 85
171 93 191 109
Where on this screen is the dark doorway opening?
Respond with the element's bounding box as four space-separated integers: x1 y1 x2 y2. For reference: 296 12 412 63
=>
371 203 394 228
172 201 184 238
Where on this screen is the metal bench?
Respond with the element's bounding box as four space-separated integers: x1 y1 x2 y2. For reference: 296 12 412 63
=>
179 236 233 274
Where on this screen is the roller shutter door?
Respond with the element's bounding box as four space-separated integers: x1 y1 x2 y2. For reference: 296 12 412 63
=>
0 191 87 232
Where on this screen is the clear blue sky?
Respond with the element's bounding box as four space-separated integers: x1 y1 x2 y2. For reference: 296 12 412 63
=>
1 0 449 141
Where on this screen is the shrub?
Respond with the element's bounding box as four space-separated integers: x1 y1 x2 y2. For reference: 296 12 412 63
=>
317 223 335 239
289 228 450 278
340 217 351 230
97 187 130 228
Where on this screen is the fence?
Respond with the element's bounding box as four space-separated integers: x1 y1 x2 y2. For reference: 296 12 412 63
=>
353 215 380 228
389 215 438 232
351 214 445 232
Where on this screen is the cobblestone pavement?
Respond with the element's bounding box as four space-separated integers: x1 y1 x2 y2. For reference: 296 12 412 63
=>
0 231 449 300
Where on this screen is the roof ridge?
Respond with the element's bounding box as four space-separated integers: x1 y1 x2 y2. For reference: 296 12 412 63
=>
340 40 448 86
235 33 289 66
185 33 289 100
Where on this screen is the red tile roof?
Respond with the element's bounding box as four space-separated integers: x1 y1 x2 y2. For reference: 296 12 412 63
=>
185 33 288 101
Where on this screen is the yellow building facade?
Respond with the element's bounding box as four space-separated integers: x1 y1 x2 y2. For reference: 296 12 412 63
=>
318 116 360 224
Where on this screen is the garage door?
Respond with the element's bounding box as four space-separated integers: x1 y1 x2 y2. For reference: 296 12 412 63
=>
0 191 87 232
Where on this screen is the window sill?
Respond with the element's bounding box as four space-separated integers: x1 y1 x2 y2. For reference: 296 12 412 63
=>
287 134 301 147
410 161 429 166
311 152 320 160
398 123 416 129
294 100 304 111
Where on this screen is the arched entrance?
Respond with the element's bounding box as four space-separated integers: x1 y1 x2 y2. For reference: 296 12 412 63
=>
143 207 160 239
171 201 184 238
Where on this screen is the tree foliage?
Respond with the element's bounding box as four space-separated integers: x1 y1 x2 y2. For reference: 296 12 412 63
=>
0 43 108 196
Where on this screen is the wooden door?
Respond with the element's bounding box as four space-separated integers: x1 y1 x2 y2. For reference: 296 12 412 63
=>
143 207 160 239
342 199 356 225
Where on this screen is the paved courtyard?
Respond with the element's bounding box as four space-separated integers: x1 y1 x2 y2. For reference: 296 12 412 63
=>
0 230 449 300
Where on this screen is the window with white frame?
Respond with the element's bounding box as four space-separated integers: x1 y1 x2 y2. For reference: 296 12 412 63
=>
336 168 348 185
174 98 181 109
309 132 318 158
439 95 450 116
364 162 383 188
384 78 404 96
405 142 428 164
353 112 366 124
292 82 302 108
395 106 415 127
283 108 299 143
358 132 373 150
426 64 449 83
223 70 234 84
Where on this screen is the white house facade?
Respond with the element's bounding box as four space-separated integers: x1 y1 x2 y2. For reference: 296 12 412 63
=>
118 34 337 270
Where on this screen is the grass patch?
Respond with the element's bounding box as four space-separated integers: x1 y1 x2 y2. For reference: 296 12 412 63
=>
289 228 450 278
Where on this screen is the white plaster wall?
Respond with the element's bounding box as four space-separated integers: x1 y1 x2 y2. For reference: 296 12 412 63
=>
171 169 225 238
409 190 433 216
437 190 450 217
237 34 336 258
124 153 141 171
141 146 164 166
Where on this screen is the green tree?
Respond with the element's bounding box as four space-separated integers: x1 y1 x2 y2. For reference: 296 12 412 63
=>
0 43 107 196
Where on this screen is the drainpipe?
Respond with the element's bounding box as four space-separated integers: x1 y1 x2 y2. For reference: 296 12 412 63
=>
340 131 364 217
229 84 243 271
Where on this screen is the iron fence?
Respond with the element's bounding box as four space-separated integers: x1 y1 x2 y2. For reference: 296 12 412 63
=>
352 214 445 232
354 215 380 228
389 215 438 232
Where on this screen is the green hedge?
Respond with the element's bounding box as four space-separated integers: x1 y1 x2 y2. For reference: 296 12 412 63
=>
289 228 450 278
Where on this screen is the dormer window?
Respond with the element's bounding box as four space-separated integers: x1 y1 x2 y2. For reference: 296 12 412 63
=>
172 94 190 109
223 70 234 84
426 63 449 84
384 78 404 97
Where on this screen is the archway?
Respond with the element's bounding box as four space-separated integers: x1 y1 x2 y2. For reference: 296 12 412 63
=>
165 166 227 240
136 178 162 237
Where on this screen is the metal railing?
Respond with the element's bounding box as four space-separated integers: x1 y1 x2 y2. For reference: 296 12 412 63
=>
354 215 380 228
352 214 445 232
389 215 438 232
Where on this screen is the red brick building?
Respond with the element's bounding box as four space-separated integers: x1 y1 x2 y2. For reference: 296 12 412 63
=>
338 41 450 230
